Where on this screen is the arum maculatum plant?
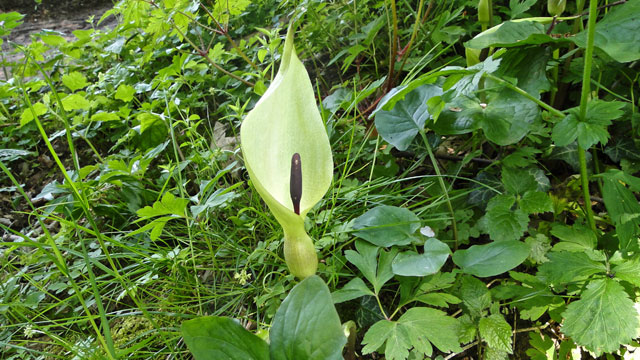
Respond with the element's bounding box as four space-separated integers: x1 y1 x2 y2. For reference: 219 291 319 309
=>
241 24 333 279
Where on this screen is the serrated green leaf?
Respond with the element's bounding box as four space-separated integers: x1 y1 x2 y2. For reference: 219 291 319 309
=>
270 276 346 360
353 205 420 247
537 251 606 285
20 102 48 126
375 85 442 151
392 238 450 277
332 277 375 303
573 0 640 63
602 172 640 253
526 332 556 360
562 279 639 356
479 314 512 353
486 194 529 241
459 275 491 318
550 223 596 251
521 191 553 214
181 316 269 360
61 93 90 111
90 112 120 122
115 84 136 102
399 307 462 355
62 71 89 92
414 292 461 308
612 257 640 287
525 234 551 264
453 241 530 277
136 192 189 218
502 167 537 195
552 113 579 147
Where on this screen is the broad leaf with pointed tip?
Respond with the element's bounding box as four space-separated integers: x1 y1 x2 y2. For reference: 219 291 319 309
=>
241 25 333 278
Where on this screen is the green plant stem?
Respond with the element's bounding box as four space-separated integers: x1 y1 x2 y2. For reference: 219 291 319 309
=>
419 130 459 249
394 0 425 81
385 0 398 92
577 0 599 231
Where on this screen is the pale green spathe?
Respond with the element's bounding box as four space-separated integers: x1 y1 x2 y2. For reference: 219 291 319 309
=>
240 24 333 278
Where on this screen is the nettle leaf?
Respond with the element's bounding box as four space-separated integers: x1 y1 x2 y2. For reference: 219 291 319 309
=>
562 279 640 356
61 93 91 111
453 241 530 277
20 102 48 126
479 314 512 354
115 84 136 102
433 87 539 146
62 71 89 92
459 275 491 318
375 84 442 151
362 308 461 359
573 0 640 63
486 194 529 242
392 238 450 277
537 251 606 285
501 166 537 195
181 316 269 360
270 276 346 360
352 205 420 247
520 191 553 214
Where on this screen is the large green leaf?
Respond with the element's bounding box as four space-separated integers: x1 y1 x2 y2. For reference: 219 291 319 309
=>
573 0 640 63
479 314 512 354
353 206 420 247
270 276 346 360
181 316 269 360
562 279 640 356
392 238 450 277
465 20 567 49
432 88 539 146
552 101 624 149
374 85 442 151
453 241 530 277
493 47 550 98
602 171 640 253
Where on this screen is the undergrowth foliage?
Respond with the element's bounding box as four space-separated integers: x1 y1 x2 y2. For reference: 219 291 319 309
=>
0 0 639 359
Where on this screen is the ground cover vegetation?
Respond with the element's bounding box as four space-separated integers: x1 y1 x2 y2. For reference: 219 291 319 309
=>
1 0 640 358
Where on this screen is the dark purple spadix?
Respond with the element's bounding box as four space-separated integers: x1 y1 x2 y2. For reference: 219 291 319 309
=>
290 153 302 215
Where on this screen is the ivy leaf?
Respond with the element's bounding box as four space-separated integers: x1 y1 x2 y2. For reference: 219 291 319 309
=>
375 85 443 151
392 238 450 277
468 172 503 207
548 143 592 172
479 314 512 353
520 191 553 214
562 279 640 356
453 241 530 278
604 137 640 163
353 206 420 247
501 167 537 195
537 251 606 285
485 194 529 242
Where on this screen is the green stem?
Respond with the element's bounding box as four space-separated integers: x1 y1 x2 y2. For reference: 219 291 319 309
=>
419 130 459 249
394 0 425 80
577 0 599 231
